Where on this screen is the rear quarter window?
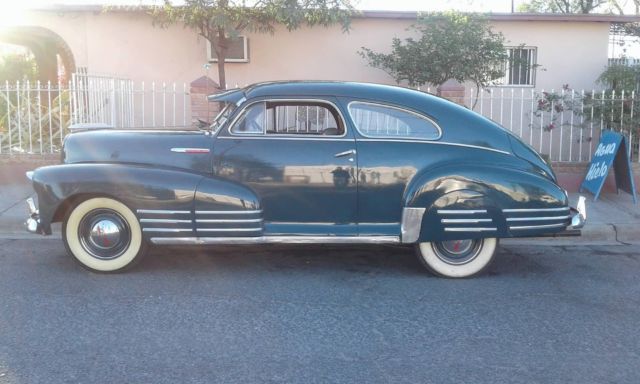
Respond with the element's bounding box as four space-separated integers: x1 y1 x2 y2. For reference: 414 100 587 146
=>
348 102 441 140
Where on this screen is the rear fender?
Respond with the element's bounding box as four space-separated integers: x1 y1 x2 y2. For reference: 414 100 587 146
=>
403 164 568 242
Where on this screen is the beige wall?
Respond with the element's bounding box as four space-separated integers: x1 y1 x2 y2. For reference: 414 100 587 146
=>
21 10 610 91
495 20 610 90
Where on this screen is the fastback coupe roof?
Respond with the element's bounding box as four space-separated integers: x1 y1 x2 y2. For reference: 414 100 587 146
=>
210 81 458 116
208 81 515 155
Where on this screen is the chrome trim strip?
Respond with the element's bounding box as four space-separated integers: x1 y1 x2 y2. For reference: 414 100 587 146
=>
195 210 262 214
266 221 346 226
217 136 354 142
347 100 443 140
334 149 357 158
509 223 567 230
137 209 190 215
149 236 401 245
356 139 511 155
196 228 262 232
196 218 263 223
265 222 398 226
441 218 493 224
502 207 570 213
170 147 210 153
401 207 426 243
140 219 192 224
226 98 349 138
437 209 487 214
142 228 193 232
506 215 571 222
444 227 497 232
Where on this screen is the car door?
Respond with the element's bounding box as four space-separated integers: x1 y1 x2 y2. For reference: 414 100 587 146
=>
211 97 358 236
343 99 443 236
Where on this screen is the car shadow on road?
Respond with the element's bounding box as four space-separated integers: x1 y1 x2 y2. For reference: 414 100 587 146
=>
129 243 552 278
140 243 427 277
6 238 586 279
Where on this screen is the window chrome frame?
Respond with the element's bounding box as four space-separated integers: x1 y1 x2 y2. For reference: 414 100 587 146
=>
226 98 349 139
346 100 442 141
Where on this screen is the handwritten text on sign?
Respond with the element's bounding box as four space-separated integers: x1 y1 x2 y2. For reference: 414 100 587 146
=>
580 130 637 203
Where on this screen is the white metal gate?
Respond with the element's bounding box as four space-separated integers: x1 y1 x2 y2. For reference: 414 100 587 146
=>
71 72 135 128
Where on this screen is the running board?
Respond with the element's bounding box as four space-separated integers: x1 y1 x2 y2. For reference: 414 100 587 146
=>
149 236 401 245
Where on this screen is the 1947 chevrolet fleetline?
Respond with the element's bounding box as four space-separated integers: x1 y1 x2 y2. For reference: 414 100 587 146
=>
24 81 586 278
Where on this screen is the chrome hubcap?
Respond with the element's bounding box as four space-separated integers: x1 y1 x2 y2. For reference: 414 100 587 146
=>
88 219 122 250
440 239 474 255
78 209 131 260
432 238 483 265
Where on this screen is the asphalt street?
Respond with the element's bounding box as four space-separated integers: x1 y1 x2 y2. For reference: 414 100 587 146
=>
0 239 639 383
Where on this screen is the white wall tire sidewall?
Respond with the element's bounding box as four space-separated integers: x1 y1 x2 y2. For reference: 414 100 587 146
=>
418 238 497 278
65 197 142 272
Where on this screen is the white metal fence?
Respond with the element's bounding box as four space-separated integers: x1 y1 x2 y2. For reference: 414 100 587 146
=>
466 87 640 163
2 76 639 164
70 73 191 130
0 75 192 155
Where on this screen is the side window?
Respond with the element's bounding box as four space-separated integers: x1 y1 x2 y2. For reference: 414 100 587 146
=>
230 101 344 136
230 102 266 134
348 102 440 140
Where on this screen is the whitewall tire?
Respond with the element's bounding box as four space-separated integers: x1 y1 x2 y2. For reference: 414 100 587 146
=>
416 238 498 278
62 197 147 273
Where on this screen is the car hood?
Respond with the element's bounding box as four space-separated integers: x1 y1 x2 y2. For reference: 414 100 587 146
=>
62 129 212 174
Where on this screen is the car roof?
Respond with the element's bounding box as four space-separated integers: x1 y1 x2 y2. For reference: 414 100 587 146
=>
209 81 514 154
209 81 452 110
212 81 479 127
244 81 437 103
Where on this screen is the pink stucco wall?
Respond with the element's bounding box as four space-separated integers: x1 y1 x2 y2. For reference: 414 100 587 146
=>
21 10 611 90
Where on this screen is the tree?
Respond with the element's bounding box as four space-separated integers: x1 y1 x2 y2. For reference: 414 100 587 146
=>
597 63 640 91
151 0 354 90
0 53 38 82
517 0 614 13
359 12 508 95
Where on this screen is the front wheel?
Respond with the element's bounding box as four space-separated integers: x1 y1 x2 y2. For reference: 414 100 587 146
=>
62 197 147 273
416 238 498 278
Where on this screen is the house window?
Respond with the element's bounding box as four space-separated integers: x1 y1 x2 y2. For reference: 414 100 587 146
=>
230 101 344 136
207 36 249 63
348 102 441 140
501 47 537 86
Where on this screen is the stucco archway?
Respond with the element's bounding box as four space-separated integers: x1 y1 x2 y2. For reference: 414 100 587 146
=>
0 26 76 83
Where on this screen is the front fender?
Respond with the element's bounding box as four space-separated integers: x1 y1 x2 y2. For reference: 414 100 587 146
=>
31 163 260 235
402 163 568 242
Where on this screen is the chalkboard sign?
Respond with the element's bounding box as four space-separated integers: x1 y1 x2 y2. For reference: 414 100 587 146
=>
580 130 637 203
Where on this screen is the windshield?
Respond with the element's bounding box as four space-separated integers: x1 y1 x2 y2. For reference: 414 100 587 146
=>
210 103 236 133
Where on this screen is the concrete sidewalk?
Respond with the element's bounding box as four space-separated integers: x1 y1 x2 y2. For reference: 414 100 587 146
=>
1 165 638 243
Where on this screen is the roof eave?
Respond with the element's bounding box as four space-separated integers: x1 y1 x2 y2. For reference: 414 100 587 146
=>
27 6 640 23
358 10 640 23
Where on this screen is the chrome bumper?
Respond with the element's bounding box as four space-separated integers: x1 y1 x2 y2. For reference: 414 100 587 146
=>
568 195 587 230
25 197 42 234
540 195 586 238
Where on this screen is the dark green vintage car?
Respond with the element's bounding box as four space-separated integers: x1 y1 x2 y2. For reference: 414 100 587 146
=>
25 81 586 277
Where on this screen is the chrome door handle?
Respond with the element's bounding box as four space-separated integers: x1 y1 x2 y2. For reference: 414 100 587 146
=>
334 149 356 158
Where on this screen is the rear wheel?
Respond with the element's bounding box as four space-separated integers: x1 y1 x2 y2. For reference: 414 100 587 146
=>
416 238 498 278
62 197 147 272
